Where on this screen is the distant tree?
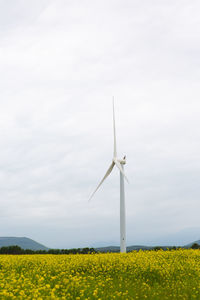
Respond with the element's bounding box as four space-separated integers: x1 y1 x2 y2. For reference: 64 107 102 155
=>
48 249 61 254
24 249 34 254
81 248 90 254
0 245 23 254
191 243 200 249
153 246 162 251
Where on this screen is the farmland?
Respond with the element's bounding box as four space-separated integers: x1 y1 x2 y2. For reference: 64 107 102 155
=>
0 249 200 299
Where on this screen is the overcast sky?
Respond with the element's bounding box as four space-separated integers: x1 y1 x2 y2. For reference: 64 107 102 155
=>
0 0 200 248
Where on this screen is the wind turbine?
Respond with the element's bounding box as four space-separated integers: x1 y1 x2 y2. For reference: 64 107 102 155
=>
89 99 129 253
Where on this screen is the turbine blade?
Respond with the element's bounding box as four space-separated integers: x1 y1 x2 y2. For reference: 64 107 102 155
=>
114 159 129 183
89 162 115 201
113 97 117 157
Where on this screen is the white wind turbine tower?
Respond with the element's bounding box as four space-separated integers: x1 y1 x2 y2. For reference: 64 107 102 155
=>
89 99 129 253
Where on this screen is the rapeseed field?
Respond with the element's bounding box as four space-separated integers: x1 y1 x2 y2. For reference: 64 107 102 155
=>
0 249 200 299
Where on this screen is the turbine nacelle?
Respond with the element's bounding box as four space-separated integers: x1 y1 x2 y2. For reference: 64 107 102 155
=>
114 156 126 165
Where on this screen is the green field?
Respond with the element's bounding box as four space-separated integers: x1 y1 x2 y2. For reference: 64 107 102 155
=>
0 249 200 299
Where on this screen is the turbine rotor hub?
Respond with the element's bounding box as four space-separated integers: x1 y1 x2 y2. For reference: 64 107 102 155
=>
114 157 126 165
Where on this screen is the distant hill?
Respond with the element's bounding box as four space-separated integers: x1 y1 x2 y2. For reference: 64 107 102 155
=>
1 237 199 252
146 227 200 246
96 245 154 252
96 246 120 253
95 245 182 252
184 240 200 248
0 237 48 250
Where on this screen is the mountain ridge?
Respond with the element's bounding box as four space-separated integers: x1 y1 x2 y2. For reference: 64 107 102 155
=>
0 237 48 250
0 236 199 252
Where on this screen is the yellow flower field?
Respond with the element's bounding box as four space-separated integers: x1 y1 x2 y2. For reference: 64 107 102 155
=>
0 249 200 299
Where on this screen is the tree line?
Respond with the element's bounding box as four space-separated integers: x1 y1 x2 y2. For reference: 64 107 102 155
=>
0 246 96 255
0 244 199 254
